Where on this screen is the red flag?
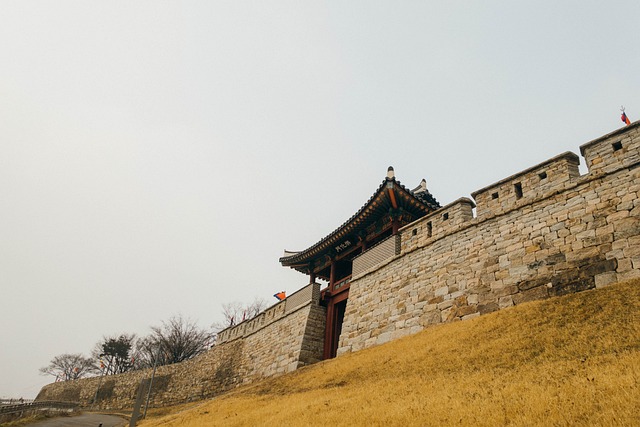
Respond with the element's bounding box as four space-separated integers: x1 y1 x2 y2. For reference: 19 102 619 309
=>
622 111 631 125
274 291 286 301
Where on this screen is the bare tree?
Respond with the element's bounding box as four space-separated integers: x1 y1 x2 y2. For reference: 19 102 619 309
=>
245 297 269 319
136 315 212 368
134 336 157 369
39 353 97 381
218 301 244 329
213 297 269 331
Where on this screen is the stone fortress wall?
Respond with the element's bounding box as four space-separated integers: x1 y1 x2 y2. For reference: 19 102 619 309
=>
339 123 640 354
37 340 245 410
37 122 640 409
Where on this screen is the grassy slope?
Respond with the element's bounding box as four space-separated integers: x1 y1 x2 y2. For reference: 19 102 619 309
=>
142 280 640 426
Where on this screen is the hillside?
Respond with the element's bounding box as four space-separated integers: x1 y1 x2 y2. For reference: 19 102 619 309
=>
141 280 640 426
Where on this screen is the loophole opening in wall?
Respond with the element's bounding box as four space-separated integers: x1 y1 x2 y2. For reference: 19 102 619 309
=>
514 182 523 199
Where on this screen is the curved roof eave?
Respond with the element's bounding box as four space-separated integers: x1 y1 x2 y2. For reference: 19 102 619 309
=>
279 175 439 268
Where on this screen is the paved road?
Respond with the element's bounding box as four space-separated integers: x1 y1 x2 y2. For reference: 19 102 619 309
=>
26 413 128 427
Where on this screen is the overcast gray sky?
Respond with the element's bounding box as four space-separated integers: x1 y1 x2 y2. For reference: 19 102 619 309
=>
1 1 639 399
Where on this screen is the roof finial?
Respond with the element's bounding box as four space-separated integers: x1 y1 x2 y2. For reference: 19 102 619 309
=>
387 166 395 179
421 178 427 190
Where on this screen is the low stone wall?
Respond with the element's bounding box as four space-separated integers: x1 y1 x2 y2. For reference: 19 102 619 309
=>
36 339 244 410
37 284 325 410
338 123 640 355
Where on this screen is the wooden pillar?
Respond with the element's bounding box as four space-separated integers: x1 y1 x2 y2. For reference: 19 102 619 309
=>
309 261 316 284
329 258 336 291
323 301 334 359
389 208 401 235
325 257 337 359
388 183 400 236
392 218 400 235
359 230 367 251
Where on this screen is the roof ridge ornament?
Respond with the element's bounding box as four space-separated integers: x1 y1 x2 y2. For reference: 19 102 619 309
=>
412 178 428 194
387 166 395 179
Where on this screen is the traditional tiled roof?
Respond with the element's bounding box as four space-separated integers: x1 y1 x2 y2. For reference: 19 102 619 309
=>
280 167 440 273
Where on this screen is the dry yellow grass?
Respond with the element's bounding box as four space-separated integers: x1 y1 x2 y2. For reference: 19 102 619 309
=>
141 280 640 426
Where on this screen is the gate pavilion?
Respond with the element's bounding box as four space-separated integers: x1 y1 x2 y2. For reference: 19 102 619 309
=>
280 167 440 359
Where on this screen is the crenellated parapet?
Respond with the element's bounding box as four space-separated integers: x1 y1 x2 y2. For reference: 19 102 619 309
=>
400 197 475 256
581 122 640 174
472 152 580 220
217 283 320 344
357 122 640 274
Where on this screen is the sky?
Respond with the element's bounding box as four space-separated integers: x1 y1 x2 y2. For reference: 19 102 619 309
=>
1 1 639 399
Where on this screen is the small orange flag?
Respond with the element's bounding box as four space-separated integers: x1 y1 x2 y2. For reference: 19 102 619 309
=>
274 291 286 301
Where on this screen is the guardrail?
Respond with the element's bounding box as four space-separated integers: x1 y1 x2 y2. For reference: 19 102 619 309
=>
0 400 78 416
0 398 34 406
